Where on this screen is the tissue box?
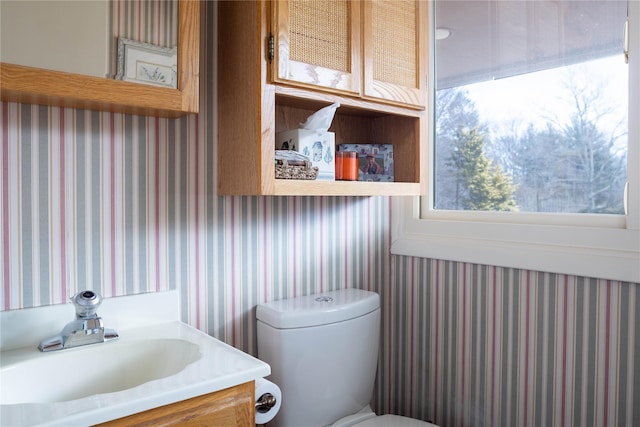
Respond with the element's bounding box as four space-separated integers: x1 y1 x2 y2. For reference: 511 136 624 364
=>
276 129 335 181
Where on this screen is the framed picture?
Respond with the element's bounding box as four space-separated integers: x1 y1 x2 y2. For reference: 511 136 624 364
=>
338 144 394 182
116 37 177 88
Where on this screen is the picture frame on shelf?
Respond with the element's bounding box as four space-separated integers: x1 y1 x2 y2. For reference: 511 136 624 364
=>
338 144 394 182
116 37 177 88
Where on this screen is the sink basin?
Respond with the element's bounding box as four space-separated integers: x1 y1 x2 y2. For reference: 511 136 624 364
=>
1 338 201 404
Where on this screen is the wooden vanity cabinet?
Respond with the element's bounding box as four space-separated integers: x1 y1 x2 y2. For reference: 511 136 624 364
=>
217 0 427 196
95 382 254 427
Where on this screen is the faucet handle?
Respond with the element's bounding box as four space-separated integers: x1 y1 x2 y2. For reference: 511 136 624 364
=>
83 316 104 332
72 290 103 318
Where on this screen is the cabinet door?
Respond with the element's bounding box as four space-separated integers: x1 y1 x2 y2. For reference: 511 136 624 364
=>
95 383 255 426
363 0 427 108
273 0 361 95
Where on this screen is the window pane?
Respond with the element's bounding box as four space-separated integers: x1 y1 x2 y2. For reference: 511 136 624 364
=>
434 0 628 213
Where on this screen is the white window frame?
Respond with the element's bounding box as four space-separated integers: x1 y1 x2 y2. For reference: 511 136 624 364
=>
391 0 640 283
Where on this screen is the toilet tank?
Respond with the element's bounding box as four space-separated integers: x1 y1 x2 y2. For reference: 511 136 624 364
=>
256 289 381 427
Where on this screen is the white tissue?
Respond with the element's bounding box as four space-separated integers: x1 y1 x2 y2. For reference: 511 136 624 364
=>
299 102 340 134
255 377 282 425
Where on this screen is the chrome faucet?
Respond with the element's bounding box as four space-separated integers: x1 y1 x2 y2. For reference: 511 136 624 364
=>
38 290 119 352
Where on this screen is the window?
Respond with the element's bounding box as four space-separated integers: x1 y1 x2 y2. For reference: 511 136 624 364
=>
391 0 639 282
434 1 628 214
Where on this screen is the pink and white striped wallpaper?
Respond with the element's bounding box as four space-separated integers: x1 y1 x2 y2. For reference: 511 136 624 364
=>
0 100 388 342
1 2 639 426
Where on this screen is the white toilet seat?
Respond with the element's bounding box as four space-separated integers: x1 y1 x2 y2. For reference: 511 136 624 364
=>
354 414 436 427
330 406 436 427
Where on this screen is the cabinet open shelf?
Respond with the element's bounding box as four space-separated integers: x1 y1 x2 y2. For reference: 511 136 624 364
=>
276 93 422 191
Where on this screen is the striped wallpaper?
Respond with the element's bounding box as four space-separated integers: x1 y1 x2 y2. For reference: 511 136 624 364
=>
0 99 388 345
381 258 639 427
2 2 639 427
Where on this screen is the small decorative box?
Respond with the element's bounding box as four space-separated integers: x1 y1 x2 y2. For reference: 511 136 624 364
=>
275 150 318 180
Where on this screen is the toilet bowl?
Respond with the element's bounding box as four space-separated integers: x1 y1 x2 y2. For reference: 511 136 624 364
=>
256 289 437 427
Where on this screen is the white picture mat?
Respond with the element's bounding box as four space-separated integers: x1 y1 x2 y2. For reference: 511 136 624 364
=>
116 37 177 88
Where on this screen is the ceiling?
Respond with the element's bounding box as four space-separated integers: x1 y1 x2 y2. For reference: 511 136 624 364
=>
435 0 628 89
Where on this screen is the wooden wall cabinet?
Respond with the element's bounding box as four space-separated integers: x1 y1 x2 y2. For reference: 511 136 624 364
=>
273 0 427 109
217 0 427 196
0 0 199 118
95 382 254 427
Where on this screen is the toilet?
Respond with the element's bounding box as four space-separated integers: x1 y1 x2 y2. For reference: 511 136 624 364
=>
256 288 437 427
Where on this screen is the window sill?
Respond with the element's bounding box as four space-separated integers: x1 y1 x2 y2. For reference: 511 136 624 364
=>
391 197 640 283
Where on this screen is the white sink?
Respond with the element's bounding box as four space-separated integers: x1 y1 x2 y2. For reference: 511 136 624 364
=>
0 292 270 427
1 338 201 404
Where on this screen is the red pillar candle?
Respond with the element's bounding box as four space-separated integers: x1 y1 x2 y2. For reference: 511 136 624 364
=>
335 151 344 180
343 152 358 181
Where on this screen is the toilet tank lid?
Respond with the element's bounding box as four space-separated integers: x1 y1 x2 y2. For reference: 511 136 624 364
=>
256 289 380 329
